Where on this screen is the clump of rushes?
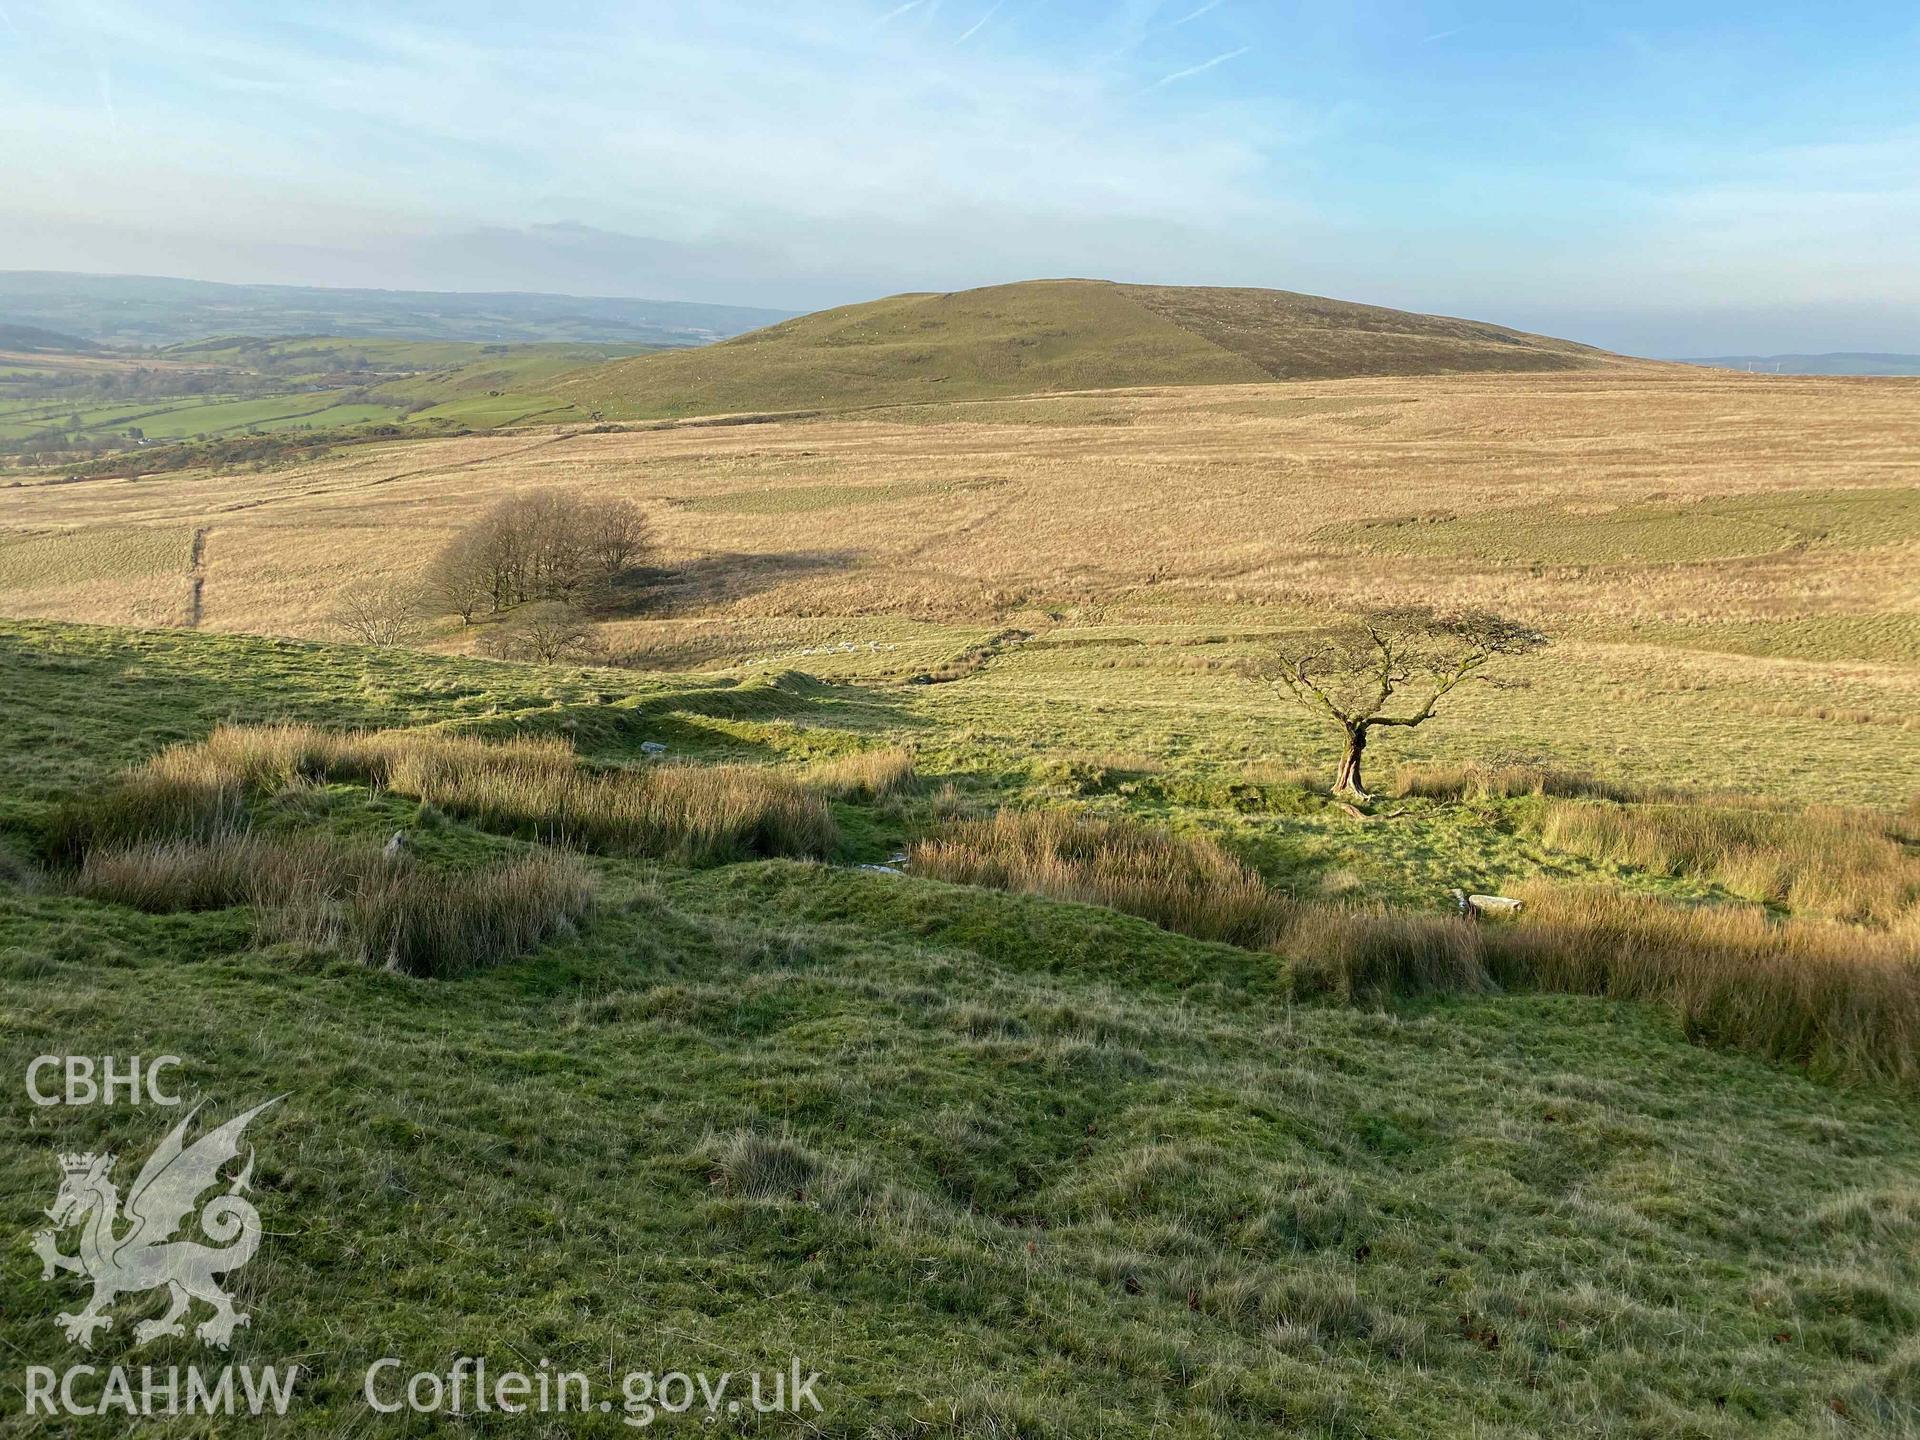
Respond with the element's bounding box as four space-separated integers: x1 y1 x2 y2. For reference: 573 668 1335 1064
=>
72 832 375 912
803 746 917 800
344 852 595 978
1281 905 1490 1003
1478 883 1920 1086
44 761 246 865
61 723 835 865
1279 884 1919 1085
1536 798 1920 924
72 833 594 979
910 809 1291 948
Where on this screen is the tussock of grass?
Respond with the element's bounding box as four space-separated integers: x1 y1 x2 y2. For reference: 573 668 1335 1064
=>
73 833 593 978
46 762 246 865
91 724 836 865
346 853 595 978
1538 799 1920 924
698 1129 824 1201
73 832 376 912
1480 884 1920 1085
1283 906 1489 1002
909 809 1292 947
1391 761 1654 803
1273 883 1918 1084
804 746 917 800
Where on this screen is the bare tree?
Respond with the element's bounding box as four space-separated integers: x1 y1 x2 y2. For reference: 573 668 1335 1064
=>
330 580 426 647
476 601 600 664
586 497 651 584
1252 607 1548 799
421 531 492 623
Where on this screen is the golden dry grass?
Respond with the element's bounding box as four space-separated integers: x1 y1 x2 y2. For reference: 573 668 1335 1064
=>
1282 884 1920 1085
1480 884 1920 1086
3 371 1915 805
57 723 836 865
73 831 373 911
72 833 595 978
1536 799 1920 924
803 746 918 800
909 808 1293 947
4 372 1916 633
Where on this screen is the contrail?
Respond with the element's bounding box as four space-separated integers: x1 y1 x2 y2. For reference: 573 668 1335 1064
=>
1172 0 1225 25
957 0 1003 42
878 0 925 22
1148 44 1249 87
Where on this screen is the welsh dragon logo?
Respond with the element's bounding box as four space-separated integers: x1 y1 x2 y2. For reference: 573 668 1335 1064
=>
33 1097 282 1350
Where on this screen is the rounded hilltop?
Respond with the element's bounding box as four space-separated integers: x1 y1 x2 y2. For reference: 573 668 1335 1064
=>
549 277 1636 420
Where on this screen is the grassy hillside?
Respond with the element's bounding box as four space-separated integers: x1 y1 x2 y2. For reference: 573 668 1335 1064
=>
0 322 102 354
551 279 1628 419
1 619 1916 1436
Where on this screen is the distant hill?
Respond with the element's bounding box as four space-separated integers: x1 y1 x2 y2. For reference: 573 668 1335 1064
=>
0 321 104 354
550 279 1629 419
1680 353 1920 377
0 272 792 348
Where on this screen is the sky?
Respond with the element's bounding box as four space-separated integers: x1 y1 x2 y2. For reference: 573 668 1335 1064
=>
1 0 1916 355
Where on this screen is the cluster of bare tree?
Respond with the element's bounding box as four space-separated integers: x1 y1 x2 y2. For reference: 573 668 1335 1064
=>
423 491 651 623
473 601 604 663
331 489 651 662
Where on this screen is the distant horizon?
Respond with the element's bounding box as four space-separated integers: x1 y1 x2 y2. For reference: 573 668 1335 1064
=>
5 266 1919 367
4 2 1916 358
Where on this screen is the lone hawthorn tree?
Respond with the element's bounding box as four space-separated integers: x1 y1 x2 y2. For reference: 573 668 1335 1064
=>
1254 607 1547 799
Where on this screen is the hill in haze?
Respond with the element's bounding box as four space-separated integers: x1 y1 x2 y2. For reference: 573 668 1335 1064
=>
550 278 1629 419
0 321 104 354
1681 353 1920 376
0 271 792 348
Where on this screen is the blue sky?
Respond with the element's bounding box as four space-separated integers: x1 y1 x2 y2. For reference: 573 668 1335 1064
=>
1 0 1916 353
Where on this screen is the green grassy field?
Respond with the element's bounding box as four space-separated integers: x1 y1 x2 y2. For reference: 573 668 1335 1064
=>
0 336 643 463
2 619 1916 1436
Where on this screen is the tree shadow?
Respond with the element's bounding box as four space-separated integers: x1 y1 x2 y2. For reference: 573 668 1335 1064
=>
614 549 861 616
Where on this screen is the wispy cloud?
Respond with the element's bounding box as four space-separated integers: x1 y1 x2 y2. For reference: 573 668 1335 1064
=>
957 0 1003 43
1148 44 1249 88
1171 0 1225 26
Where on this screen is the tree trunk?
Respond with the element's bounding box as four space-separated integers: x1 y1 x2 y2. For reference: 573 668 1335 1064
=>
1334 725 1369 799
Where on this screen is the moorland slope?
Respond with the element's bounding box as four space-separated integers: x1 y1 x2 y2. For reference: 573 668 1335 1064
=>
550 278 1634 418
5 372 1915 813
2 619 1917 1437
